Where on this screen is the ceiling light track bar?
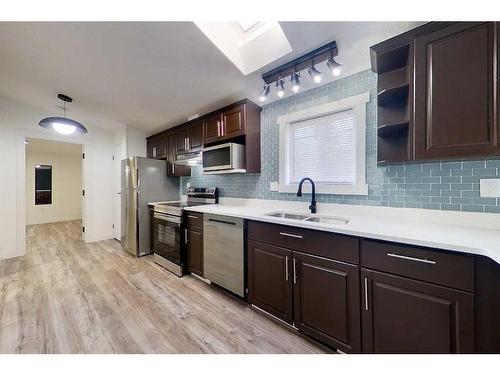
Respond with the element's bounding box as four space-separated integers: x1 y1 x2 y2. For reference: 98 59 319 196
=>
261 40 338 84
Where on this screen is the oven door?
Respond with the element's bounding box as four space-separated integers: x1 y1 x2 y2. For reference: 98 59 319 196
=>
152 212 183 267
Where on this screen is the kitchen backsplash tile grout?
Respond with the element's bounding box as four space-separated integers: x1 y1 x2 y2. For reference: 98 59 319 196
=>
182 69 500 213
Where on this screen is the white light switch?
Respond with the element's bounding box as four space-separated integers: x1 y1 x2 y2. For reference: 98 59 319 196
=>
270 181 279 192
480 179 500 197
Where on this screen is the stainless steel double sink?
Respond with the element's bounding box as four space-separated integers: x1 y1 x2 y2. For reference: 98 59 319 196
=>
265 211 350 225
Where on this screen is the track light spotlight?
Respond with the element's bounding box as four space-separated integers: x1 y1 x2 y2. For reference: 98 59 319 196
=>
276 79 285 98
290 72 301 93
327 56 342 76
258 85 270 102
308 64 322 83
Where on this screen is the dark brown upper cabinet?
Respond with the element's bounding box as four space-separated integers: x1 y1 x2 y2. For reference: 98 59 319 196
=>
371 22 500 163
175 127 188 154
222 104 245 140
187 120 204 151
146 134 166 159
147 98 262 174
414 22 497 159
204 112 223 144
361 268 474 353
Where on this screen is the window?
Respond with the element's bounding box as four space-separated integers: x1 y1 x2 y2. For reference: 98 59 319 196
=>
278 92 369 195
35 165 52 205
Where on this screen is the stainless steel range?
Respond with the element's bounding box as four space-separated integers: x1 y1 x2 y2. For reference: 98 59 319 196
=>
151 187 218 277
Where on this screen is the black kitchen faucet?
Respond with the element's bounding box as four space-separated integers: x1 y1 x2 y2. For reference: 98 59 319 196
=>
296 177 316 214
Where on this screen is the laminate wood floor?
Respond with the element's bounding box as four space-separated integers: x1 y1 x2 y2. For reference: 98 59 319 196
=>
0 221 330 354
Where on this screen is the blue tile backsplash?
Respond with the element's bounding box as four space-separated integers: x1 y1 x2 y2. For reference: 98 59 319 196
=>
182 70 500 213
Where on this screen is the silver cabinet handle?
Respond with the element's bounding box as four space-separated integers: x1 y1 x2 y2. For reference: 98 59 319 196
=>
387 252 436 265
187 215 198 219
285 256 289 281
293 258 297 284
171 164 175 174
152 146 157 158
279 232 303 239
364 277 369 311
184 228 188 244
220 120 224 136
187 137 190 151
216 121 220 137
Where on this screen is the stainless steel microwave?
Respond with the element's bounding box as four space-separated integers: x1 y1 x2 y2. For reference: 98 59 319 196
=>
202 143 246 174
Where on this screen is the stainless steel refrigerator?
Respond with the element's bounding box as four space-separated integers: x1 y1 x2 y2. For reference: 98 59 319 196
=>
121 157 179 257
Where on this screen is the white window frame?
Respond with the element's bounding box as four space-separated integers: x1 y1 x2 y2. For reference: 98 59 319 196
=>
277 92 369 195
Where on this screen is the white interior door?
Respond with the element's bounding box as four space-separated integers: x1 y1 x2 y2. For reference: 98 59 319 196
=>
113 144 125 240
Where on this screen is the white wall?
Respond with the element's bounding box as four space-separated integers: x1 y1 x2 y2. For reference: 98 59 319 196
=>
0 95 118 259
126 125 147 157
25 148 82 225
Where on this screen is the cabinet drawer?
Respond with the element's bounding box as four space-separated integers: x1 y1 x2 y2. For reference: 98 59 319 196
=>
248 221 359 264
361 240 474 292
186 212 203 228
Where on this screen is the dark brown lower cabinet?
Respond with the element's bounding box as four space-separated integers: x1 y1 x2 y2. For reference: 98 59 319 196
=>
248 240 293 324
187 224 203 277
361 268 474 353
293 251 361 353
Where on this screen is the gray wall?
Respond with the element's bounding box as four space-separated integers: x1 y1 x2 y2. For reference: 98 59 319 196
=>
182 70 500 213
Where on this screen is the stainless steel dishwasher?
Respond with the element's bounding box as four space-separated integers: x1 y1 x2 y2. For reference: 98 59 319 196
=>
204 214 244 297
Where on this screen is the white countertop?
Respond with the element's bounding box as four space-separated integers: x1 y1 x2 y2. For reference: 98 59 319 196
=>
183 197 500 264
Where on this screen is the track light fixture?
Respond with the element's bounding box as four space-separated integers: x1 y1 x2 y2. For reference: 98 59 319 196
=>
327 55 342 76
291 72 301 93
259 40 340 100
276 79 285 97
258 85 270 102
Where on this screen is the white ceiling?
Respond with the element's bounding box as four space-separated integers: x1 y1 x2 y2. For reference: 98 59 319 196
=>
0 21 423 134
26 137 83 156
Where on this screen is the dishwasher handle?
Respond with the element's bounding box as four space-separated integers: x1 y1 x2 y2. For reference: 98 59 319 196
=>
208 218 237 226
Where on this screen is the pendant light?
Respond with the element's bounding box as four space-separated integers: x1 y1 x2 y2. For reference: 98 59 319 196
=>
39 94 88 135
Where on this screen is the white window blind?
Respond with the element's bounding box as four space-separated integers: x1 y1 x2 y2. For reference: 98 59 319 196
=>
288 108 356 185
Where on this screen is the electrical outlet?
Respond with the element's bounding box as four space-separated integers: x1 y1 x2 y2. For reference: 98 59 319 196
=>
186 182 191 189
270 181 279 192
480 178 500 197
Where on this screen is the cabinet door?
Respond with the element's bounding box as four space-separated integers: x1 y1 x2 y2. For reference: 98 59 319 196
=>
187 225 203 277
414 22 497 159
187 120 204 151
166 132 176 162
166 162 191 177
248 240 293 324
147 138 158 159
361 268 474 353
156 134 167 159
204 113 223 145
176 127 188 154
222 104 245 140
293 251 361 353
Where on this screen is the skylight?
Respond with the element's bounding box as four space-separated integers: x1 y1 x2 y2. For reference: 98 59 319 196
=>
194 21 293 75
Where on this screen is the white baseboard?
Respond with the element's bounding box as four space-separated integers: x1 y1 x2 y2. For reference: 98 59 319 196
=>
0 249 25 260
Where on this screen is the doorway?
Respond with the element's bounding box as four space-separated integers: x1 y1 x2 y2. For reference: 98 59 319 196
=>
25 138 84 240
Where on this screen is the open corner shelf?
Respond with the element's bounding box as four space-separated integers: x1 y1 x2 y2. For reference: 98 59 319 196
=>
377 84 409 107
377 121 409 138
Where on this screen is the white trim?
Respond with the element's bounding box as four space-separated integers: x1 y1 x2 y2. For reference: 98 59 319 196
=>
277 92 370 195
